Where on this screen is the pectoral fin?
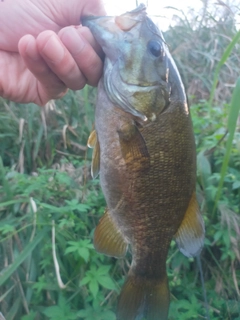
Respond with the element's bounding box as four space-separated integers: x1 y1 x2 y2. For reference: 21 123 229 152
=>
87 130 100 179
174 193 205 258
118 123 150 169
94 209 128 258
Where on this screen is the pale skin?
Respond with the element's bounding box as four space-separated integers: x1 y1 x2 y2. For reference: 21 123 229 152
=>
0 0 105 105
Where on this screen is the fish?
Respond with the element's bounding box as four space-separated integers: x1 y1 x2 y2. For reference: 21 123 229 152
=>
83 4 205 320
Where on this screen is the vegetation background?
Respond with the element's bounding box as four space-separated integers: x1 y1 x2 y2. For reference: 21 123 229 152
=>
0 1 240 319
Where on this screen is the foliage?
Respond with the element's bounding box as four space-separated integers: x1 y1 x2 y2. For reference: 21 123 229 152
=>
164 0 240 104
0 1 240 320
0 158 119 319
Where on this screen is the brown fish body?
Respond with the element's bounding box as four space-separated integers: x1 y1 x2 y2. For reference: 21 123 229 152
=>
84 5 204 320
96 79 195 272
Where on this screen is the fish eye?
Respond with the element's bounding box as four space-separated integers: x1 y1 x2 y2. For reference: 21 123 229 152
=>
147 40 162 58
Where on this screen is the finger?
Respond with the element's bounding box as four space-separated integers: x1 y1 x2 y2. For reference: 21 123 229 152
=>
37 30 92 90
18 34 67 105
63 26 104 59
58 26 103 86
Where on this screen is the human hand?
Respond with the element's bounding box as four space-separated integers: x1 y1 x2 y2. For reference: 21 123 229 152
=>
0 0 105 105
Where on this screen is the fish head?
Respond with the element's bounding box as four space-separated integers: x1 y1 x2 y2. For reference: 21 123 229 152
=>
83 4 185 122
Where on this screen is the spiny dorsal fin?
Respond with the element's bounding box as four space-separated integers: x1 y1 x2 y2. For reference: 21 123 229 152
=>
87 130 100 179
174 192 205 258
94 209 128 258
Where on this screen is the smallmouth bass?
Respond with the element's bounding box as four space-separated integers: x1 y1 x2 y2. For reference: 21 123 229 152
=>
83 4 205 320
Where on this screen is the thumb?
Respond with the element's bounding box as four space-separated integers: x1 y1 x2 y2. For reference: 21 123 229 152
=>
52 0 106 26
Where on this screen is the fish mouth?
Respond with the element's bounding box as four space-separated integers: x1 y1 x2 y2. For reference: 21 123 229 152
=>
122 81 161 88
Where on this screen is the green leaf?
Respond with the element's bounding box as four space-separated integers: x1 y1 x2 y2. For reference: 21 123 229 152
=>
77 309 87 317
100 310 116 320
232 181 240 190
214 230 222 242
0 224 15 234
97 276 116 291
96 265 111 276
80 276 91 286
42 296 78 320
21 311 37 320
78 247 89 262
65 246 78 254
89 279 99 299
43 306 64 318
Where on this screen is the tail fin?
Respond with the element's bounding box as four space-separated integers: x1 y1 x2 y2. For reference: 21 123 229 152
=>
117 273 169 320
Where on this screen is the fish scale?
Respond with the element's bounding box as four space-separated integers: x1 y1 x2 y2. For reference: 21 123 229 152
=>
83 4 205 320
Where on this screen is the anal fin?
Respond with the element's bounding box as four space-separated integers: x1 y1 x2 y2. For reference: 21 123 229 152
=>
94 209 128 258
174 192 205 258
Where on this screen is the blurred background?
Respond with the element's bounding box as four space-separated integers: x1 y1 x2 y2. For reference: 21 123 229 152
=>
0 0 240 319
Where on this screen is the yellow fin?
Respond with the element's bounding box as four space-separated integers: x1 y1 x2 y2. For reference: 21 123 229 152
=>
94 209 127 258
117 273 169 320
174 192 205 257
87 129 97 148
118 123 150 168
91 138 100 179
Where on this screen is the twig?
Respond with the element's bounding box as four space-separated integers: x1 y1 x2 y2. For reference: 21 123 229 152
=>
29 197 37 242
0 313 6 320
41 107 47 139
52 220 67 289
55 149 83 158
204 130 228 155
196 254 210 320
15 273 29 314
62 125 68 149
231 260 240 296
100 290 114 306
70 141 87 151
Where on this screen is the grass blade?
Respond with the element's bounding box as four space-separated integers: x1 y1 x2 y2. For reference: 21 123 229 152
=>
5 297 21 320
209 30 240 108
214 76 240 212
0 229 47 286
